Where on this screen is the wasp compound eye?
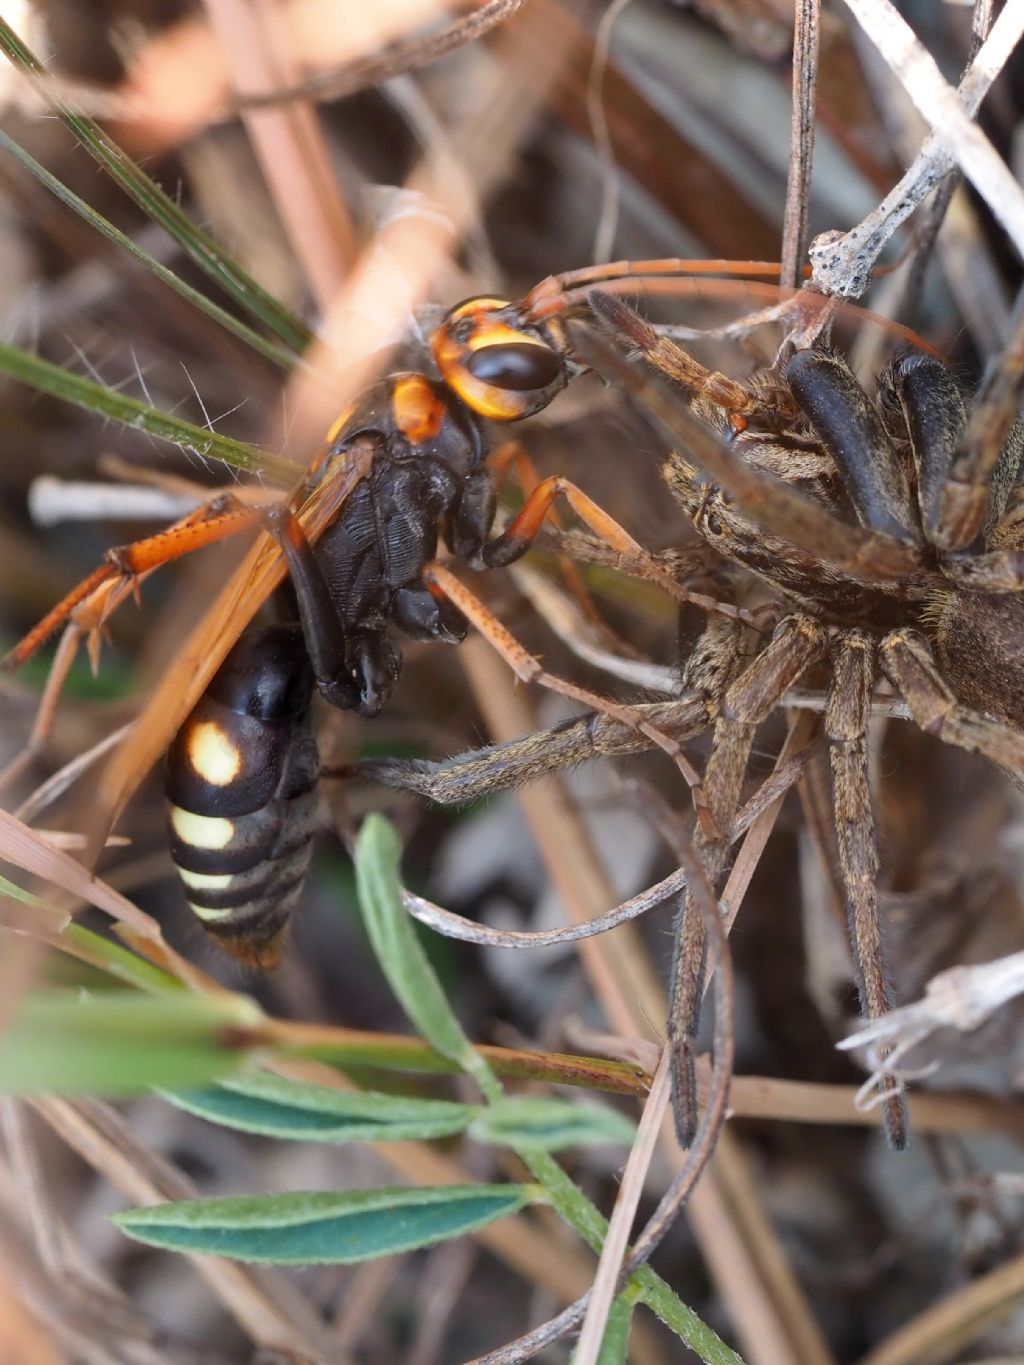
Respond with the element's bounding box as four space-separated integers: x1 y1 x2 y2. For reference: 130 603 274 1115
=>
466 343 564 392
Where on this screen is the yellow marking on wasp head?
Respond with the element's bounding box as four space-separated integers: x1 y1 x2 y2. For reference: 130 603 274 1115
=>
170 806 235 850
187 721 241 786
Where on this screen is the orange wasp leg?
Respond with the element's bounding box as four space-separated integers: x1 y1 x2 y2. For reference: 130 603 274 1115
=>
483 474 645 568
426 562 718 837
489 441 647 660
3 496 265 673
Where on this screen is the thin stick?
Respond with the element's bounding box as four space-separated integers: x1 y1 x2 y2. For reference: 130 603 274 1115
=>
780 0 820 291
810 0 1024 296
898 0 995 324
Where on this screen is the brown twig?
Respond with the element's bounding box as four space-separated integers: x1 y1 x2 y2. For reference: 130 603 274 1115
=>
780 0 820 291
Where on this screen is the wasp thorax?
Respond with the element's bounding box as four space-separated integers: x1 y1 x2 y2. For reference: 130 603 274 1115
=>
433 296 570 421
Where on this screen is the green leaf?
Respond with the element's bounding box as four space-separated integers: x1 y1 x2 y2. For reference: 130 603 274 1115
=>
164 1071 478 1143
0 128 297 370
354 815 498 1099
0 990 265 1095
0 17 312 356
0 342 300 484
113 1184 536 1264
470 1096 636 1152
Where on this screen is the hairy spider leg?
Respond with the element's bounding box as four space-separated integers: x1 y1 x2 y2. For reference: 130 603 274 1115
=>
932 299 1024 551
825 632 909 1149
426 562 714 826
353 698 710 804
577 297 926 584
671 614 826 1145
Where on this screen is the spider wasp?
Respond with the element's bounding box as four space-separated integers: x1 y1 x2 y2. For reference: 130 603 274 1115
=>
4 274 665 968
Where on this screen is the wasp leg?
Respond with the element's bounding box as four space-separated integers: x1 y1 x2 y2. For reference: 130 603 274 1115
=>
354 698 709 804
671 614 826 1145
259 506 363 712
480 475 645 569
391 583 467 644
826 632 908 1149
3 495 261 672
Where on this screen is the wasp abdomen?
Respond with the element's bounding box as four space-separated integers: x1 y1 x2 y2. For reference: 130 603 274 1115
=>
166 626 319 967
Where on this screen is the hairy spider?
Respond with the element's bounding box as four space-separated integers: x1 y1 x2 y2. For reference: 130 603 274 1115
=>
363 288 1024 1150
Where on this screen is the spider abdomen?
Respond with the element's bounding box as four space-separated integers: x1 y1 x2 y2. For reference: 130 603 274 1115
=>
166 626 320 967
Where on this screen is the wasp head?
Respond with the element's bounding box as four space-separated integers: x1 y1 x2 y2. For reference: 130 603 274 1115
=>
432 296 573 421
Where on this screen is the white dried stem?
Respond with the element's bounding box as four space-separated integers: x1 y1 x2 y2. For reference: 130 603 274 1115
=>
811 0 1024 297
839 950 1024 1093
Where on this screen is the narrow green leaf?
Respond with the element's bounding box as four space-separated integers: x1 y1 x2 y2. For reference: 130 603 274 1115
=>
470 1096 635 1152
0 17 312 355
0 128 297 370
113 1184 536 1264
164 1071 478 1143
0 341 300 484
0 990 264 1095
0 872 46 907
354 815 498 1099
59 925 185 995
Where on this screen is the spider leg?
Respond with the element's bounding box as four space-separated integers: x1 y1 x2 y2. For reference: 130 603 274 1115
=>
352 698 708 804
583 286 762 417
931 301 1024 551
425 563 713 813
940 546 1024 591
786 351 918 541
825 632 908 1149
880 628 1024 779
578 298 924 583
2 494 262 672
671 613 827 1143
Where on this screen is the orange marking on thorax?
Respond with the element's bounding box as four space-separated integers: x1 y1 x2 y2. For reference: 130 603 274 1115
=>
392 375 445 445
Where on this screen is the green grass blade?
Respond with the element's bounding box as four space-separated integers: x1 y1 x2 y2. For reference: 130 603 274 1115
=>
0 16 313 355
0 126 300 368
0 989 264 1095
113 1184 536 1264
0 340 301 483
58 925 186 994
164 1072 478 1143
0 128 298 370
